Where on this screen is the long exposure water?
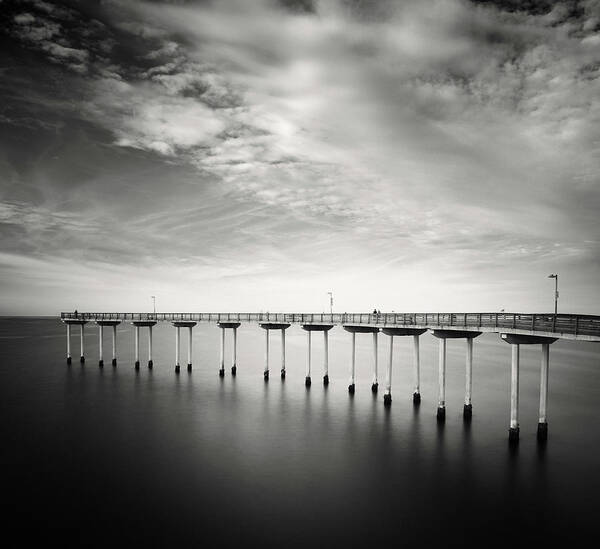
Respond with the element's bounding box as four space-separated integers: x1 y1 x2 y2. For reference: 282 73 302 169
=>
2 317 600 546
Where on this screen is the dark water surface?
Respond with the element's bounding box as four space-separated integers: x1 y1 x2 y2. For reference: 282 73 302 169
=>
2 317 600 546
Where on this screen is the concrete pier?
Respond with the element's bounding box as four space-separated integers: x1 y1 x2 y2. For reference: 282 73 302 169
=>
381 328 427 404
384 334 393 406
63 319 90 364
66 322 71 364
301 325 334 386
220 326 225 376
306 330 312 386
372 332 379 393
217 322 241 376
465 338 473 419
281 328 285 378
538 343 550 441
502 333 557 442
171 321 197 373
134 324 140 369
413 335 421 403
323 330 329 385
259 323 290 381
431 330 482 420
510 343 520 443
437 337 447 421
98 324 104 367
80 323 85 363
133 321 157 370
343 325 380 394
112 325 117 366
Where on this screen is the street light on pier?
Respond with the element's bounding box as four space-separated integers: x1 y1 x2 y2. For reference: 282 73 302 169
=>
151 295 156 316
327 292 333 315
547 274 558 315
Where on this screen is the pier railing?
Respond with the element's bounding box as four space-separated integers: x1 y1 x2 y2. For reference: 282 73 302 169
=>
60 312 600 339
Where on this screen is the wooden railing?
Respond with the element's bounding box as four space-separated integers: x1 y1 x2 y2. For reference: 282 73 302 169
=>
60 312 600 338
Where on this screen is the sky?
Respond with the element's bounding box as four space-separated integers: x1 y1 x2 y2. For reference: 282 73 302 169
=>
0 0 599 315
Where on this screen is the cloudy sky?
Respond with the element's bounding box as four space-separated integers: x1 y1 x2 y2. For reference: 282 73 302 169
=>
0 0 599 315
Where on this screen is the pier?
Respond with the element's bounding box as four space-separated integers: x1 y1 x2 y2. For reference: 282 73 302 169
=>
61 311 600 443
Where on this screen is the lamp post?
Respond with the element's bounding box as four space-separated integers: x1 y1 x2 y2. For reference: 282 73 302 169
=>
547 274 558 315
151 295 156 316
327 292 333 315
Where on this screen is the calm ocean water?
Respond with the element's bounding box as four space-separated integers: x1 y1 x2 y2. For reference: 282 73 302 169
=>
2 317 600 546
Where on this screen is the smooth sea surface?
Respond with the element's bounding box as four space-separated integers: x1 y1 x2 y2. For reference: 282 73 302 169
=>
2 317 600 547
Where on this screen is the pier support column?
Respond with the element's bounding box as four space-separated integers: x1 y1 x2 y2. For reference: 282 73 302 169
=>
384 335 393 406
305 331 312 387
80 324 85 363
232 327 238 376
187 326 193 371
264 329 270 381
259 323 290 381
148 326 153 369
538 343 550 441
66 323 72 364
437 338 446 421
219 327 225 377
413 335 421 404
509 344 520 443
175 326 181 373
98 324 104 367
134 325 140 369
323 330 329 386
349 332 356 394
112 325 117 366
280 329 286 379
501 333 557 443
464 338 473 419
371 332 379 393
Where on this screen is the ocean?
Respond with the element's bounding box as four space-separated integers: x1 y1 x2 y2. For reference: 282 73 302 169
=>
2 317 599 546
